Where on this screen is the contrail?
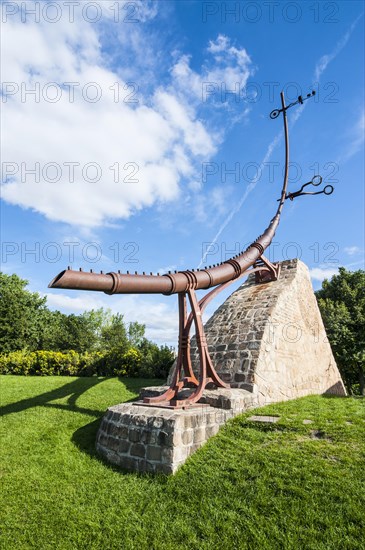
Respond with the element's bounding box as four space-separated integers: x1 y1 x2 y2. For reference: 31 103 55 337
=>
313 13 363 82
199 14 363 267
198 131 282 267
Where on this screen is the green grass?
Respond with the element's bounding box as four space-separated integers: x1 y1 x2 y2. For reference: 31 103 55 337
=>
0 376 364 550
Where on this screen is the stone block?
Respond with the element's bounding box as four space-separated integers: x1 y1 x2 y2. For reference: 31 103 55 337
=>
247 415 280 423
193 427 206 444
157 431 170 446
120 456 138 472
161 447 173 464
118 439 130 454
181 429 193 445
130 443 146 458
146 446 162 461
129 428 141 443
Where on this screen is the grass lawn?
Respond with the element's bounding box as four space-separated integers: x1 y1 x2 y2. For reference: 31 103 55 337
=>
0 376 364 550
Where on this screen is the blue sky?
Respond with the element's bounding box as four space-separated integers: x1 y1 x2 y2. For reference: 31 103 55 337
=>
1 0 364 346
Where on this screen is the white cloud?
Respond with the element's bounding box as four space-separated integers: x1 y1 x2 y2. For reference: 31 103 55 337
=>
344 246 361 256
309 267 339 282
171 34 253 105
1 9 249 228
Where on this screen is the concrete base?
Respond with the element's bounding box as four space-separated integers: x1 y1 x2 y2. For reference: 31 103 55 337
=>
96 388 257 474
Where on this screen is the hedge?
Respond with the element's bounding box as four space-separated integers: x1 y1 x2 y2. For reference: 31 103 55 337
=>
0 348 144 377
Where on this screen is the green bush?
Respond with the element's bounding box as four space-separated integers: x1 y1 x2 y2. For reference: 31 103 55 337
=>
0 350 33 375
0 346 173 379
119 348 142 377
0 350 88 376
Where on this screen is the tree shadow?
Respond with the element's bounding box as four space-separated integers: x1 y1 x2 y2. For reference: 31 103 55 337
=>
1 376 167 476
0 376 163 420
0 376 105 418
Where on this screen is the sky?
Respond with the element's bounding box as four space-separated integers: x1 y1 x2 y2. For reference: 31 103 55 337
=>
1 0 364 347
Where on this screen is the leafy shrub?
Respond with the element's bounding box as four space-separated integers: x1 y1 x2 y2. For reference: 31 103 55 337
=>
0 350 33 375
0 346 173 379
119 348 142 377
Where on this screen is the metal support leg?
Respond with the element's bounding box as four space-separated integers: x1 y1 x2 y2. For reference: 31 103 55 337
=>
143 288 228 408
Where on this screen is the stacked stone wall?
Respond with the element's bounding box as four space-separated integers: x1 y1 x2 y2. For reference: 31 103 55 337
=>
187 259 345 401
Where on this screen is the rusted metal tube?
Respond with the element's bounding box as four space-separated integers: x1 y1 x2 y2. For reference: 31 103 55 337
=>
48 214 280 295
48 269 115 292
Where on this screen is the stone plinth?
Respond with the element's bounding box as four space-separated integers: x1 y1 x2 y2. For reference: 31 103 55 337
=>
96 389 257 474
96 259 346 474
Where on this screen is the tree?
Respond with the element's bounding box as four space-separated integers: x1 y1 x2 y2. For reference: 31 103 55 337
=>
316 268 365 395
100 313 130 353
81 308 113 347
38 310 103 353
37 309 68 351
0 273 48 353
137 338 175 379
128 321 146 348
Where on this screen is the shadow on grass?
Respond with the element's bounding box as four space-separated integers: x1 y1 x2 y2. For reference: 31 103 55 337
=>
0 377 105 418
0 376 161 419
1 375 168 478
72 417 125 474
72 417 101 458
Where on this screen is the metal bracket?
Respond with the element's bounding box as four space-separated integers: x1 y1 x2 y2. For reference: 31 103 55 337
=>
254 255 281 284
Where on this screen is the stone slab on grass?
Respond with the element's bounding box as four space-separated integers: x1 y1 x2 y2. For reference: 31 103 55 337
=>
247 415 280 423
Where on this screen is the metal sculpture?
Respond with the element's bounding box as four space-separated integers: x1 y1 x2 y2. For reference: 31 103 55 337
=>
49 90 332 409
269 90 316 119
279 175 334 201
